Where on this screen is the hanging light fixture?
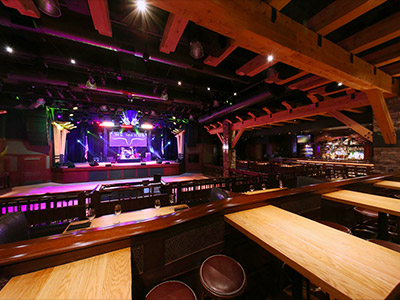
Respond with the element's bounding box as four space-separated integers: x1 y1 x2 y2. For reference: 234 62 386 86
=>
37 0 62 17
190 40 204 59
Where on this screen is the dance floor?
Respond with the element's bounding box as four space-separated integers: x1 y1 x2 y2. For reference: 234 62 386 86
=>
0 173 211 198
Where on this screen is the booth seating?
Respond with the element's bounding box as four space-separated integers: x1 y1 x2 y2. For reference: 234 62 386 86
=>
200 254 247 299
0 212 29 244
146 280 197 300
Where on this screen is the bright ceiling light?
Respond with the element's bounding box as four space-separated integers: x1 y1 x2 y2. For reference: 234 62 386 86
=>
137 0 147 12
70 59 76 64
178 81 182 86
338 82 343 86
6 46 13 53
233 92 237 96
99 121 115 127
267 55 274 62
207 87 211 91
141 123 153 129
73 106 78 110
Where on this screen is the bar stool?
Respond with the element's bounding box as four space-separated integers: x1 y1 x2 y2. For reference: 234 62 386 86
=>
200 254 246 299
369 239 400 253
317 220 352 234
146 280 197 300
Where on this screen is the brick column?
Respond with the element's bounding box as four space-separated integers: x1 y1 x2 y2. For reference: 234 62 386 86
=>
222 120 233 177
373 96 400 173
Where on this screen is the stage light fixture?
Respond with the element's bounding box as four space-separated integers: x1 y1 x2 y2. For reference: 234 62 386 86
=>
338 82 343 86
37 0 61 17
73 106 78 110
99 121 115 127
69 113 73 117
141 123 153 130
190 40 204 59
267 55 274 62
70 59 76 64
161 88 168 100
137 0 147 12
5 46 13 53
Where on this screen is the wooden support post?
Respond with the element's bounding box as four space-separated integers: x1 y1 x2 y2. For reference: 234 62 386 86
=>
365 89 396 144
231 129 245 149
329 110 373 142
222 121 233 177
216 133 224 144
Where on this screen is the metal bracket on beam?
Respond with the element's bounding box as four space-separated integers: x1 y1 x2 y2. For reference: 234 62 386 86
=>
248 112 256 119
281 101 293 113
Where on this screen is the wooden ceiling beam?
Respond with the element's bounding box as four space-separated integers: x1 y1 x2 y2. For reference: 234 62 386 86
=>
88 0 112 37
339 11 400 54
236 55 277 77
344 108 363 114
151 0 398 95
364 89 396 144
306 0 386 36
204 39 238 67
308 85 352 96
0 0 39 18
265 70 308 85
216 133 224 144
288 75 332 91
362 42 400 67
160 13 189 54
264 0 291 11
381 62 400 77
329 110 373 142
209 92 370 134
298 117 316 121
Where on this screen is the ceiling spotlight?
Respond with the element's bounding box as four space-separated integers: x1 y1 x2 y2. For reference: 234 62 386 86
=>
73 106 78 110
207 87 211 91
5 46 13 53
190 40 204 59
178 81 182 86
69 113 74 117
37 0 62 17
233 92 237 96
338 82 343 86
70 59 76 64
137 0 147 12
267 55 274 62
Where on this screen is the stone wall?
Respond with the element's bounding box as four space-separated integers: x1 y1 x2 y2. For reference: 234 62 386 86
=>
373 96 400 173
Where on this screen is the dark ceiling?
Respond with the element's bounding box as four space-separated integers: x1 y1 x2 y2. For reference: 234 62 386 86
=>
0 0 398 134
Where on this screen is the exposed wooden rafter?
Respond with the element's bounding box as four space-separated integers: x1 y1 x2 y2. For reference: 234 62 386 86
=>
329 110 373 142
339 11 400 54
208 92 370 134
308 85 352 97
362 43 400 67
204 39 238 67
160 14 189 54
306 0 386 36
364 89 396 144
0 0 39 18
87 0 112 37
236 55 277 77
264 70 308 85
381 62 400 77
150 0 398 95
231 128 245 148
288 75 332 91
265 0 291 11
216 133 224 144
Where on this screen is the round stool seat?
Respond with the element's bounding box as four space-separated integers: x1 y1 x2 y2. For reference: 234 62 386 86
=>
354 207 379 219
146 280 197 300
200 254 246 298
369 239 400 253
318 220 352 234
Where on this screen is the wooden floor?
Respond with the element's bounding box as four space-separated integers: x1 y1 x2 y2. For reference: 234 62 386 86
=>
0 173 211 198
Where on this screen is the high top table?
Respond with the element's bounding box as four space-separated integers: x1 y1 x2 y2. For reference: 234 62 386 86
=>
0 248 131 300
322 189 400 240
225 205 400 300
374 180 400 191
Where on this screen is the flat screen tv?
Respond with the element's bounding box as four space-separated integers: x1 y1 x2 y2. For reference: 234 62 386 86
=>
109 131 147 147
297 135 311 144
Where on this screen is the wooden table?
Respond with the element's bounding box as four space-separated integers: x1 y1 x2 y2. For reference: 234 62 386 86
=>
374 180 400 191
64 204 189 232
225 205 400 300
242 187 286 195
0 248 131 300
321 189 400 240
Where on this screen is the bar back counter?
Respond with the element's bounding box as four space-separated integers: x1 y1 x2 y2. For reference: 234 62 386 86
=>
0 173 399 299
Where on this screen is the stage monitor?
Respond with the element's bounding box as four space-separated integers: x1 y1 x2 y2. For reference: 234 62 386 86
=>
297 135 311 144
109 131 147 147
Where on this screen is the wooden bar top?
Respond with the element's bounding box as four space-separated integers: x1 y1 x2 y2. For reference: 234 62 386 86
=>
65 204 189 232
322 189 400 216
0 248 131 300
374 180 400 191
225 205 400 300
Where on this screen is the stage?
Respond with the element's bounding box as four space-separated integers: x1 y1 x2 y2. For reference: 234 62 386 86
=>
51 160 182 183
